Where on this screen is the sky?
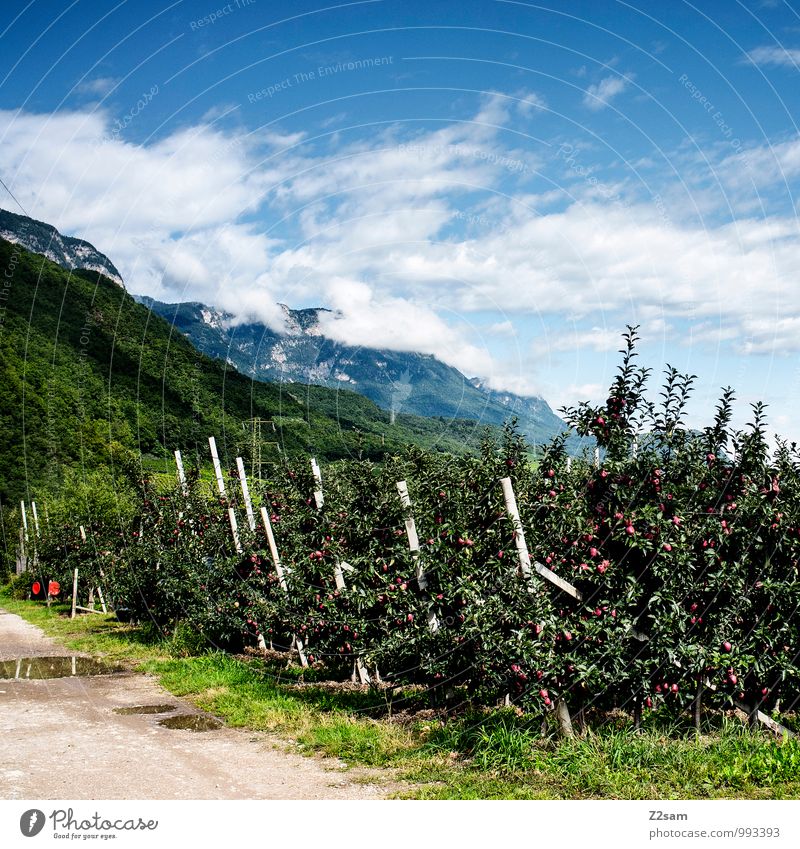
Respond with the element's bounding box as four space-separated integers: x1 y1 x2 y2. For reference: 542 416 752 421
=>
2 0 800 440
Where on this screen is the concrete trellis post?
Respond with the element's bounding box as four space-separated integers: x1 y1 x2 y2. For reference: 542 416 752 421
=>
310 457 369 683
566 456 572 473
500 477 582 601
174 449 188 496
71 568 79 619
208 437 242 554
227 508 243 554
258 505 307 666
208 436 226 497
310 457 324 509
594 446 600 468
260 506 287 592
31 502 40 536
20 501 28 543
396 480 438 632
235 457 256 532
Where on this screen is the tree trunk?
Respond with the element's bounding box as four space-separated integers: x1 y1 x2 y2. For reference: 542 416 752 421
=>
556 697 574 738
693 682 703 733
574 705 587 735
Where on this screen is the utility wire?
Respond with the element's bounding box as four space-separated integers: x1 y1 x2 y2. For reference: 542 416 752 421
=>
0 173 30 217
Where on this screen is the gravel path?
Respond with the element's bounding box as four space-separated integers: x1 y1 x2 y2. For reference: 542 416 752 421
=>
0 608 390 800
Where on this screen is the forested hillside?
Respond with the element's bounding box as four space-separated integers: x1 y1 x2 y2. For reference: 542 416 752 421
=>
0 238 502 504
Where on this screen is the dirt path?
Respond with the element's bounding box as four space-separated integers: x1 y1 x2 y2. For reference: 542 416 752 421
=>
0 608 390 800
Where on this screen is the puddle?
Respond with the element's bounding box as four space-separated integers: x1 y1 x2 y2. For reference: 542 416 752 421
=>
113 704 178 715
158 714 222 732
0 656 121 679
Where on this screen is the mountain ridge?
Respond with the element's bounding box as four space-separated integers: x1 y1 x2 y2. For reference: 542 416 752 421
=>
0 207 124 286
138 295 570 446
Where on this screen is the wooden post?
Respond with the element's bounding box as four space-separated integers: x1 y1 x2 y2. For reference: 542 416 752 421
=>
500 477 582 601
310 457 324 509
236 457 256 532
174 449 188 496
96 584 108 614
734 705 794 738
71 568 78 619
396 480 438 632
208 436 226 497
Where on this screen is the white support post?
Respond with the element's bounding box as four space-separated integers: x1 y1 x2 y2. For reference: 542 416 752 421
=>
258 506 307 666
79 525 87 542
260 506 287 591
20 501 28 543
566 456 572 473
396 481 438 632
209 437 241 553
310 457 324 509
96 584 108 614
594 446 600 468
174 449 188 496
228 507 243 554
208 436 226 497
632 434 638 459
500 477 582 601
396 481 425 588
71 568 78 619
31 502 40 536
307 457 366 676
236 457 256 532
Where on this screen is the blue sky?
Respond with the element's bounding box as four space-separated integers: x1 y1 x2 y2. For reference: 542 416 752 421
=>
2 0 800 440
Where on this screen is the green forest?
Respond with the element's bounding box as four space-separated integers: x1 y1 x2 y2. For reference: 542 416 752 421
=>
0 237 501 515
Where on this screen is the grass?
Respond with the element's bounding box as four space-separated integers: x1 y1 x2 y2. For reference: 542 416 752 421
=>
3 590 799 800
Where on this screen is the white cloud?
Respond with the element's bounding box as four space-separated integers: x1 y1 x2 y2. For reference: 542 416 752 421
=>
75 76 120 97
513 88 547 115
745 45 800 68
4 95 800 403
532 327 624 355
583 75 632 111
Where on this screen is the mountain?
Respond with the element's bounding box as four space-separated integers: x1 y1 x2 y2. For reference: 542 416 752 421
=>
139 298 570 446
0 237 504 505
0 208 124 286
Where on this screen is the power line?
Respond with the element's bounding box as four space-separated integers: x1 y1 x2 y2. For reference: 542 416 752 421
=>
0 173 30 217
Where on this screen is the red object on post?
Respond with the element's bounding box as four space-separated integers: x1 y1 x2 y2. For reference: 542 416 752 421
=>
48 581 61 596
31 581 41 595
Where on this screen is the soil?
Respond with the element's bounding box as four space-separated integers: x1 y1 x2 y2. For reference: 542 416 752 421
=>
0 608 398 800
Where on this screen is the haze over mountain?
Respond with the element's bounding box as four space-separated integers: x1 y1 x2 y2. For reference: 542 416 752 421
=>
1 207 571 449
139 297 569 447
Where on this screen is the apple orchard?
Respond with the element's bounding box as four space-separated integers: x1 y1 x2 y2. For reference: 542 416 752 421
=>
32 330 800 729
